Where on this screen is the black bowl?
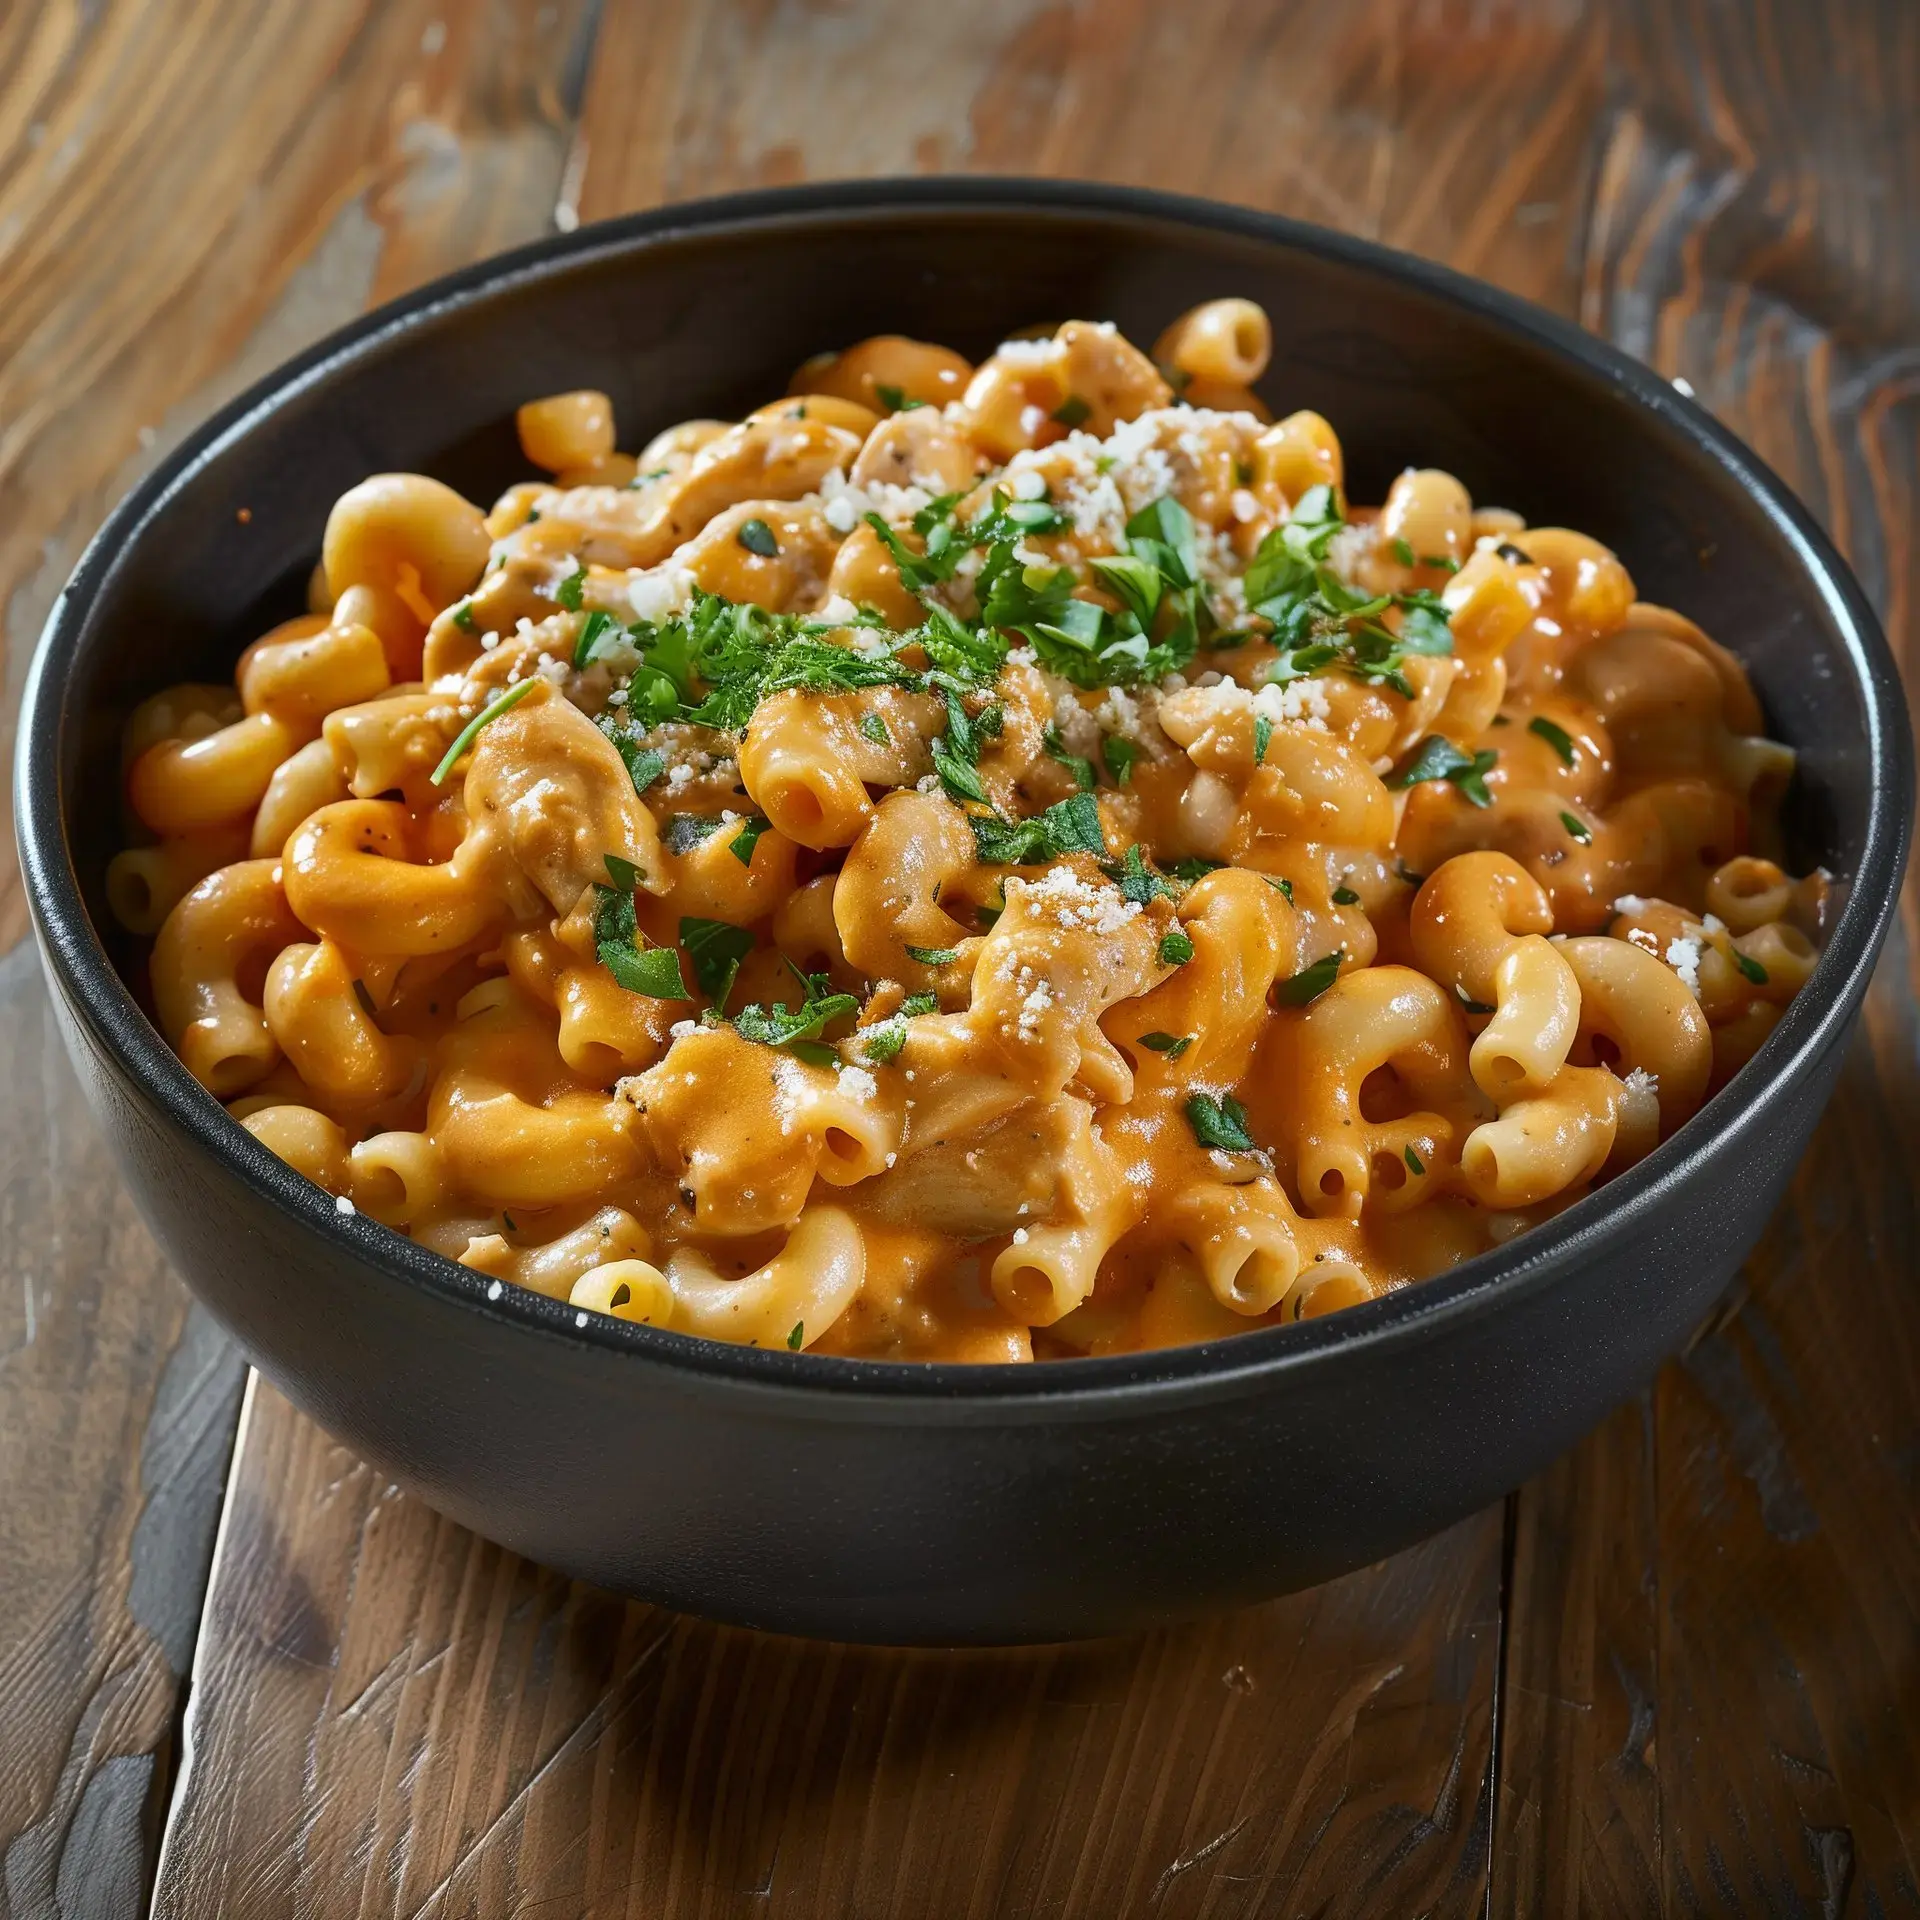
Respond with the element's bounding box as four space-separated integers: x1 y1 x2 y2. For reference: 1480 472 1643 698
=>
16 180 1911 1644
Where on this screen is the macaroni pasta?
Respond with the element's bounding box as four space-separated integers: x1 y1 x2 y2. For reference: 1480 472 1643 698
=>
119 300 1828 1362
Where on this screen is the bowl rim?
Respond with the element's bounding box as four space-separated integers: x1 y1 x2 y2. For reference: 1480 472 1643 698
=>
17 174 1912 1411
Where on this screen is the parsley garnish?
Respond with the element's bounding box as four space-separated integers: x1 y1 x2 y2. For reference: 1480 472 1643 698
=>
592 886 689 999
717 962 859 1066
1559 810 1593 844
1051 394 1091 428
1404 1145 1425 1175
1042 723 1096 791
904 943 959 966
1139 1031 1193 1059
1267 875 1295 903
1172 857 1226 884
451 601 475 632
1391 735 1497 809
931 687 994 807
604 853 641 889
737 518 780 557
861 991 938 1064
430 678 538 785
597 719 668 795
1390 536 1417 567
556 565 587 611
662 813 724 855
1103 735 1140 785
1253 714 1273 765
681 916 754 1008
573 608 620 669
1496 541 1533 565
969 792 1105 865
1529 716 1577 766
1276 950 1343 1005
859 711 890 746
1101 844 1181 905
786 1322 805 1349
1733 949 1770 985
1186 1091 1254 1152
729 816 770 865
1158 928 1195 967
1332 885 1360 905
1246 485 1454 699
874 383 927 412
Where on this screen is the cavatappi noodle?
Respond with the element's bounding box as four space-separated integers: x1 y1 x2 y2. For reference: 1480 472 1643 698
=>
116 299 1827 1362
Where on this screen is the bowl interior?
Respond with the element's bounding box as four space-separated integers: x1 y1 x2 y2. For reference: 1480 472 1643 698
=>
29 187 1902 1369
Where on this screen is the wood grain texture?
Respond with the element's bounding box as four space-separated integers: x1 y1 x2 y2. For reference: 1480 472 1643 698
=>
0 0 599 957
152 1378 1500 1920
0 3 596 1911
0 946 245 1920
1494 1 1920 1913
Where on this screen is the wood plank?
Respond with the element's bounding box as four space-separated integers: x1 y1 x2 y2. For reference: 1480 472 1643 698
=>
0 2 597 1908
1492 1 1920 1911
153 1 1636 1909
0 0 600 957
153 1378 1501 1920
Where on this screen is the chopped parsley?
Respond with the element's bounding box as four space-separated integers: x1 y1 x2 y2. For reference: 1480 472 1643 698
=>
716 962 859 1066
786 1321 805 1349
1185 1091 1254 1152
681 916 754 1008
904 943 959 966
1101 843 1182 905
592 885 689 999
1267 875 1295 903
1139 1031 1193 1059
1390 536 1417 567
451 601 476 632
930 686 996 807
1102 735 1140 785
1529 716 1577 766
729 815 770 865
874 383 926 412
969 791 1106 865
1042 723 1096 791
860 990 939 1065
1332 885 1361 905
736 517 780 557
573 608 621 669
1733 949 1770 985
1050 394 1092 428
1246 485 1455 700
858 711 891 746
430 677 538 785
1559 810 1593 844
1172 857 1227 884
1157 928 1195 967
661 813 725 855
1275 950 1343 1005
1391 734 1497 809
556 564 587 611
1253 714 1273 766
1404 1145 1425 1176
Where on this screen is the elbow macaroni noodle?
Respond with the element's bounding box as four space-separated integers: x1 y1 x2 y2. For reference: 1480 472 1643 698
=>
119 299 1830 1361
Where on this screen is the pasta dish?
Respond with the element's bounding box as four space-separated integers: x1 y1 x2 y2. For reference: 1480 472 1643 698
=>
112 299 1826 1362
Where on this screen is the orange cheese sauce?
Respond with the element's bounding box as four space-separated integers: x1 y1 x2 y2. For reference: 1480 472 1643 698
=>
115 300 1827 1362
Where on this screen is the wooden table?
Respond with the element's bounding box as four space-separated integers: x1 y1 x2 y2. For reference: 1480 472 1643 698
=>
2 3 1914 1913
